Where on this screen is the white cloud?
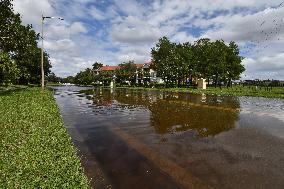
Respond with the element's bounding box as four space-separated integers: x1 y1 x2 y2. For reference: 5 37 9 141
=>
201 6 284 43
89 6 105 20
243 53 284 79
45 39 75 52
244 53 284 71
113 0 143 17
43 21 87 41
110 16 161 44
13 0 54 27
172 31 197 43
70 22 88 34
114 44 152 63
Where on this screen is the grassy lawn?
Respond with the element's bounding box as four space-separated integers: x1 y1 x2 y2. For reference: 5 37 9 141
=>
124 85 284 99
0 87 90 188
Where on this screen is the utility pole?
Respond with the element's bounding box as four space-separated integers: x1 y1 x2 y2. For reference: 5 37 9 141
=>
41 15 44 90
41 15 64 90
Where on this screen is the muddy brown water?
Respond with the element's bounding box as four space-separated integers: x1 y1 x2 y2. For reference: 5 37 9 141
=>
52 86 284 189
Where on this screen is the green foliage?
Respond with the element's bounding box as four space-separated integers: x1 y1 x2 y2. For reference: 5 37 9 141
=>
152 36 245 87
192 39 245 87
74 68 94 85
60 76 75 84
115 61 137 84
0 0 51 84
46 72 60 83
151 37 176 86
92 62 103 70
191 38 212 78
225 42 245 86
99 70 113 85
0 52 20 85
73 61 139 86
0 88 90 188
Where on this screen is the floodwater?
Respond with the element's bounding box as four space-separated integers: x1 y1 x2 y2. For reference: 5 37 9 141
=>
52 86 284 189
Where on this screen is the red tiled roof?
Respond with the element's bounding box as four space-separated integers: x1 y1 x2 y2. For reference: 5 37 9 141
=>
135 64 144 68
100 66 120 71
135 62 152 68
100 61 153 71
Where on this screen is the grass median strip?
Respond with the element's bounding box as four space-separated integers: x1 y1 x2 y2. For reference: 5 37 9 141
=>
120 86 284 99
0 87 90 188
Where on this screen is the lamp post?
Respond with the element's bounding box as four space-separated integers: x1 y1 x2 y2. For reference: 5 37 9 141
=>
41 15 64 89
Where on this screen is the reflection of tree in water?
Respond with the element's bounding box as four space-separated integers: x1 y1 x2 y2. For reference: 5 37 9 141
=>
83 88 114 106
149 99 239 137
82 88 240 137
147 92 240 137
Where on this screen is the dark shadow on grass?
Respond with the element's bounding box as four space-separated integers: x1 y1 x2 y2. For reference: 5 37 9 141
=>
0 86 28 96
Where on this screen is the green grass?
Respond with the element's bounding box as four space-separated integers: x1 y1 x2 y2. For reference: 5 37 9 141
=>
0 87 90 188
123 85 284 99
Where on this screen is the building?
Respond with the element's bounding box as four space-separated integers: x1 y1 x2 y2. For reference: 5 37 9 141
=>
98 62 163 84
100 65 120 71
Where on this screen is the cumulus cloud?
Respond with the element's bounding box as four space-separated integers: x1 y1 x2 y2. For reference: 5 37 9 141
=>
242 53 284 79
244 53 284 70
13 0 54 27
45 39 75 52
44 21 87 40
172 31 197 43
110 16 160 44
70 22 88 34
89 6 106 20
201 6 284 43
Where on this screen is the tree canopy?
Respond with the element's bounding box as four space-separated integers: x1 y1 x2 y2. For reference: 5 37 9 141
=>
115 61 137 84
151 36 245 87
92 62 103 70
0 0 51 85
0 51 20 85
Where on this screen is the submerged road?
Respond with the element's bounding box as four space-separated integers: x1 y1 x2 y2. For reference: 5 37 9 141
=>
53 86 284 189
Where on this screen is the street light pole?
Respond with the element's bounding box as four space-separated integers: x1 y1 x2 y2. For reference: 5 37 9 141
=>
41 15 44 90
41 15 64 90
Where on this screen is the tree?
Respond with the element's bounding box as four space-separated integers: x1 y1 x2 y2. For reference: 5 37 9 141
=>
191 38 245 87
225 42 245 87
174 43 193 86
0 0 52 84
100 71 114 85
151 37 176 86
46 72 59 83
74 68 93 85
60 76 74 84
92 62 103 70
0 51 20 85
192 38 212 80
91 62 103 83
115 61 137 85
151 36 194 87
208 40 228 87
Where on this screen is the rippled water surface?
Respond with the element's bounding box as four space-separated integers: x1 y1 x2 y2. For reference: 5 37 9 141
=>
52 86 284 189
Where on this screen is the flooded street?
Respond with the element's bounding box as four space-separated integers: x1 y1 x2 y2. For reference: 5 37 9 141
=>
52 86 284 189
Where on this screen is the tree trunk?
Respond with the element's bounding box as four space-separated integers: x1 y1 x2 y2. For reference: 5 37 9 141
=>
214 75 218 88
178 79 181 88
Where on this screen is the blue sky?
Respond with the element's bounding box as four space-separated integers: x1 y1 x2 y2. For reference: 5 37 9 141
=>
13 0 284 79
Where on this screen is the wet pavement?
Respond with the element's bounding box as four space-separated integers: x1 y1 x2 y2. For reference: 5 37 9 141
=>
52 86 284 189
